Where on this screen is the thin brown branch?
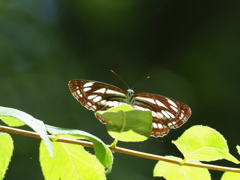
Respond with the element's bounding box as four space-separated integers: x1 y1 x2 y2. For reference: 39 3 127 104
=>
0 125 240 173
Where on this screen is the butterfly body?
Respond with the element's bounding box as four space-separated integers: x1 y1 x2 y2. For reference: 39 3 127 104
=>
69 80 191 137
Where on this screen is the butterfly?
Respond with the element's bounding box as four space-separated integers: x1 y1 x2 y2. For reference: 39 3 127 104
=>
68 80 191 137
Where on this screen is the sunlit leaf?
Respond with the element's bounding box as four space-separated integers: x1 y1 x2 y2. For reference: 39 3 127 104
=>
96 104 152 142
40 141 106 180
0 107 26 127
46 125 113 172
153 156 210 180
0 106 53 156
237 145 240 155
173 125 239 163
221 171 240 180
0 133 13 179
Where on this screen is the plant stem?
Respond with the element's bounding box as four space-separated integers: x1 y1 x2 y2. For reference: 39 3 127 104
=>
0 125 240 173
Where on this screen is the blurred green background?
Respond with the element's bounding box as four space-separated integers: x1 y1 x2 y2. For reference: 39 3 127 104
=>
1 0 240 179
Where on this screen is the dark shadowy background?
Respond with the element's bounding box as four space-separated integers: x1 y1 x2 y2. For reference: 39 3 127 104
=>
1 0 240 179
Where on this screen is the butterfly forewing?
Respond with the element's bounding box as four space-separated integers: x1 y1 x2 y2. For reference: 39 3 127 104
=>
68 80 191 137
69 80 127 113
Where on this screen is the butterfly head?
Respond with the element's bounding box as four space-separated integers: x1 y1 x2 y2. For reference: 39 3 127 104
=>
126 89 134 105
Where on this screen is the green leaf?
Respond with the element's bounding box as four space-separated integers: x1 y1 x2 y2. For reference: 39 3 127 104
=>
221 171 240 180
46 125 113 172
96 104 152 142
40 141 106 180
237 145 240 155
0 106 53 157
153 156 210 180
0 107 26 127
0 133 13 179
172 125 239 163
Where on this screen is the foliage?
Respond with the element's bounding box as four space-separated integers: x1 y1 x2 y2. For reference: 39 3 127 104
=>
96 104 152 143
40 142 106 180
154 157 210 180
0 106 240 180
0 133 13 180
154 126 239 180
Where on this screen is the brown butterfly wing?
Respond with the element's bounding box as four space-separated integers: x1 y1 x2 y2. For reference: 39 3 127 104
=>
69 80 127 123
134 93 191 137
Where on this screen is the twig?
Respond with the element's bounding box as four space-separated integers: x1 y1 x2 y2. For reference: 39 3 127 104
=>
0 125 240 173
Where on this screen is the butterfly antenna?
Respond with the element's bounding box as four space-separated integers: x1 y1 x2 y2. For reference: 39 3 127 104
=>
144 76 151 80
111 70 130 89
131 75 150 89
